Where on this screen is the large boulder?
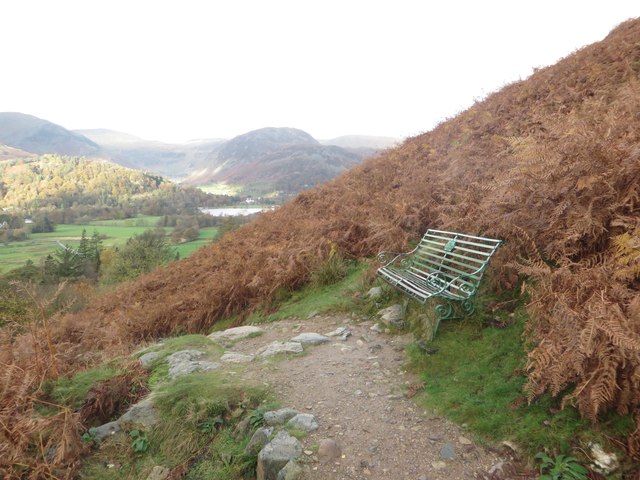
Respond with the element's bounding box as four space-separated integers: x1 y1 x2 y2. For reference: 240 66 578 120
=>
257 430 303 480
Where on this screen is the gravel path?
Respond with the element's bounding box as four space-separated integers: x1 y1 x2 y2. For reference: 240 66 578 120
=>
222 314 506 480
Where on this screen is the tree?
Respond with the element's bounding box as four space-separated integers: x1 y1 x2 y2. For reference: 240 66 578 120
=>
101 229 174 284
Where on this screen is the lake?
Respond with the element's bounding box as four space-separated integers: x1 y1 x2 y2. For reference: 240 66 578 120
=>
199 207 270 217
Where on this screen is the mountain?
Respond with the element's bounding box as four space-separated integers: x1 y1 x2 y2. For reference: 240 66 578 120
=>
76 129 226 180
43 18 640 452
181 127 365 194
0 112 101 156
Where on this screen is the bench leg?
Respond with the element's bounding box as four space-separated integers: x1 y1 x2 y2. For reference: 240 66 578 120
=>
461 298 476 316
431 300 453 340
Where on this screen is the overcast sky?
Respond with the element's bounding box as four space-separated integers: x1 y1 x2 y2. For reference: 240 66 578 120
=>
0 1 637 143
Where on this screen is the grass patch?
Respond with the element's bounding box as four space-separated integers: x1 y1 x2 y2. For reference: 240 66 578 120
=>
407 301 634 461
136 334 223 387
0 219 218 272
79 371 268 480
45 363 126 409
248 261 371 323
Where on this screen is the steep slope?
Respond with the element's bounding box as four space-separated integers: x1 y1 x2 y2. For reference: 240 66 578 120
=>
0 112 101 156
183 127 366 194
3 18 640 476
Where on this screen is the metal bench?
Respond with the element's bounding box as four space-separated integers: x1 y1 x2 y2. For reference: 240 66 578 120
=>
377 229 502 338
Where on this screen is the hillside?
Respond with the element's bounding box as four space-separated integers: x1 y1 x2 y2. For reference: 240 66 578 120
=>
0 155 227 214
181 127 367 194
76 129 226 180
3 18 640 476
0 112 101 157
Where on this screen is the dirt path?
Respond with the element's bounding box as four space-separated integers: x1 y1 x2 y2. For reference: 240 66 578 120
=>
224 314 504 480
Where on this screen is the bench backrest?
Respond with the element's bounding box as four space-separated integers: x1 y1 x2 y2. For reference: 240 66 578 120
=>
412 229 502 297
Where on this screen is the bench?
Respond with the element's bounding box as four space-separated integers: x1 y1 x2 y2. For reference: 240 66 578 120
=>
376 229 502 338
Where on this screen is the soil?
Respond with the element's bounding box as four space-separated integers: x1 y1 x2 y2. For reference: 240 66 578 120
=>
221 314 520 480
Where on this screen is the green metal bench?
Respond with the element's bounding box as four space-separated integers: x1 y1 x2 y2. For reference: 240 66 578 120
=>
377 229 502 338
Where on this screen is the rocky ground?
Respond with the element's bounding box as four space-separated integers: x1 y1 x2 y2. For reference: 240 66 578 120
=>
217 313 510 480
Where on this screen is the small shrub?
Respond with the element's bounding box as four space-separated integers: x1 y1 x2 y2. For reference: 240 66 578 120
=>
535 452 589 480
129 429 150 454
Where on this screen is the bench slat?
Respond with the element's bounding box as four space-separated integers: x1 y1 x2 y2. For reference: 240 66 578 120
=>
408 267 475 295
423 233 500 251
411 258 480 286
418 244 487 267
427 229 503 244
379 267 466 301
413 251 484 278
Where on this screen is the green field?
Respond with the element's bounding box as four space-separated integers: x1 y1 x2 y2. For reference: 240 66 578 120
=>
0 216 219 273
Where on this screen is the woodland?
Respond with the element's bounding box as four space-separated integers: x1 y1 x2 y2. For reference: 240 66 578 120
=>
1 18 640 479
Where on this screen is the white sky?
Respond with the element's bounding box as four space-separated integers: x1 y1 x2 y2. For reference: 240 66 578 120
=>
0 1 637 143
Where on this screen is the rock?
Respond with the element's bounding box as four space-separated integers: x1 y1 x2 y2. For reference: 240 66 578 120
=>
487 461 505 476
264 408 300 426
220 352 255 363
458 436 472 445
378 304 405 326
166 350 220 378
92 421 121 441
439 443 456 460
233 417 252 440
257 430 303 480
246 427 274 454
325 327 349 337
118 396 158 430
370 323 383 333
431 461 447 470
257 341 304 358
138 351 160 368
317 438 341 463
286 413 318 432
290 333 330 344
367 286 383 299
276 460 304 480
208 325 264 341
146 465 170 480
306 311 319 319
589 442 618 475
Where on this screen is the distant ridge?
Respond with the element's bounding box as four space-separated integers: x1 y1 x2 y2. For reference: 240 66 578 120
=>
181 127 367 194
0 112 100 156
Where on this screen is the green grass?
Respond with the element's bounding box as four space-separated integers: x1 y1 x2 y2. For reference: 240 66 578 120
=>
406 301 635 462
79 370 267 480
0 217 219 272
44 362 126 409
135 334 224 387
246 261 371 323
197 183 243 196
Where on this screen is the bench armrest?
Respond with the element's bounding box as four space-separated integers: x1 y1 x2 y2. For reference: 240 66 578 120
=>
377 245 419 266
434 264 486 296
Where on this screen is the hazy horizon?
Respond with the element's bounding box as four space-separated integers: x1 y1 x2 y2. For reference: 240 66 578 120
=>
1 1 637 143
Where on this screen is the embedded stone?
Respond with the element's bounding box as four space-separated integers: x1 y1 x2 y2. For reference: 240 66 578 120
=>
220 352 255 363
257 341 303 358
286 413 318 432
257 430 303 480
290 333 330 344
263 408 300 426
208 325 264 341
